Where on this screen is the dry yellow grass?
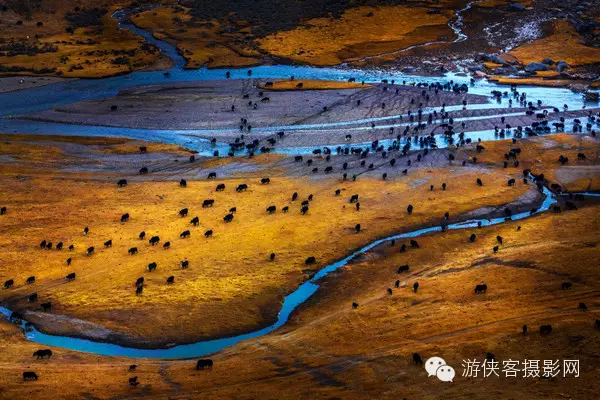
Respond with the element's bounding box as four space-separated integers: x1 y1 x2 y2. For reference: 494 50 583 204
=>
509 20 600 67
0 154 530 346
488 76 592 88
258 79 369 90
0 135 598 399
0 201 597 400
258 6 453 65
0 6 162 78
0 135 192 173
456 134 600 191
130 6 261 69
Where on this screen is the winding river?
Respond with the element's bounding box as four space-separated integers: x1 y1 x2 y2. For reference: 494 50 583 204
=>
0 184 563 359
0 4 598 359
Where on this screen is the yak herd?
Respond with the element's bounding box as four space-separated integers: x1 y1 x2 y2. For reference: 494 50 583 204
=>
3 78 599 385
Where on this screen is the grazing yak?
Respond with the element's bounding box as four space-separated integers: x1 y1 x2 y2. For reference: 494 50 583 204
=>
261 177 270 184
474 284 488 294
204 230 213 238
129 376 139 386
139 231 146 240
412 353 423 365
236 184 248 192
229 207 237 213
305 256 316 265
65 273 76 281
4 279 14 289
207 172 217 179
23 372 38 381
190 216 199 226
0 206 6 215
181 260 189 269
413 282 419 293
180 179 187 188
28 293 38 303
469 233 476 242
136 286 143 296
136 277 145 286
26 276 35 285
216 183 225 191
149 236 160 245
407 204 413 214
266 205 276 214
33 349 52 359
180 230 191 239
104 239 112 248
179 208 189 217
163 241 171 249
202 199 215 208
282 206 289 213
128 247 138 255
86 246 95 256
223 213 234 223
397 265 409 273
301 205 309 215
166 276 175 284
196 359 213 370
139 167 149 175
117 179 127 187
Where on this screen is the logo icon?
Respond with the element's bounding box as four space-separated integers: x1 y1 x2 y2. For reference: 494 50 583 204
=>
425 356 455 382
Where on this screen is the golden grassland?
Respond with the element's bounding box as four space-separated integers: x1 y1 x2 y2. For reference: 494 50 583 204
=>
509 20 600 67
130 6 261 69
0 134 192 173
487 76 594 88
0 134 597 399
0 2 164 78
257 5 454 65
0 168 530 346
0 133 545 345
0 199 598 399
456 134 600 191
